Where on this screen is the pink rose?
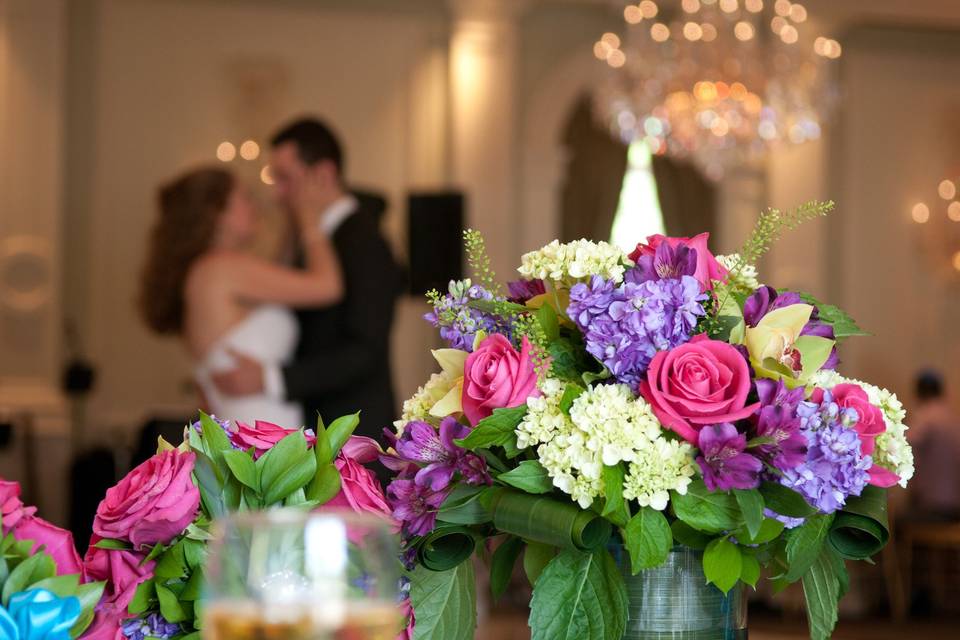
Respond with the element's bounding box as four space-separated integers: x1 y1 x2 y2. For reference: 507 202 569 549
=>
231 420 317 459
93 449 200 549
1 479 36 531
397 598 415 640
461 334 539 426
811 383 899 488
640 334 759 444
84 538 156 616
629 233 728 290
13 516 84 576
324 436 395 527
80 611 126 640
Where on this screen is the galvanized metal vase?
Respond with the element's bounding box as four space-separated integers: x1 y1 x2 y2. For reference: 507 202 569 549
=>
611 545 748 640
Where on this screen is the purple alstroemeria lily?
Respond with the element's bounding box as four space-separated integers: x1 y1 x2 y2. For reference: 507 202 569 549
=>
395 417 492 490
697 423 763 491
386 477 449 537
626 240 698 284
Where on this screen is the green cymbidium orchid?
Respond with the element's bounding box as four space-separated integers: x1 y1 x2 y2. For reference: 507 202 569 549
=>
744 303 835 389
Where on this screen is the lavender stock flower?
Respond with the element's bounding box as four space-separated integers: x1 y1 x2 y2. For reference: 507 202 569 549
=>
696 423 763 491
122 614 180 640
568 274 707 386
425 280 506 351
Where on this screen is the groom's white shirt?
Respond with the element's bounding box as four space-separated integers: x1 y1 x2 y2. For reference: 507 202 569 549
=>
263 194 359 407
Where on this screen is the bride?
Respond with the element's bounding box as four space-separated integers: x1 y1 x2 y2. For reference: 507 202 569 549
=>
139 166 341 427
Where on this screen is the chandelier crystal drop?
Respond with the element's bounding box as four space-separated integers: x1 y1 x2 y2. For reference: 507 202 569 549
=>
594 0 841 179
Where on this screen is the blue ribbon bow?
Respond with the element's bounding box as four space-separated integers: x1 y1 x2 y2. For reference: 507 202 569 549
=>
0 589 81 640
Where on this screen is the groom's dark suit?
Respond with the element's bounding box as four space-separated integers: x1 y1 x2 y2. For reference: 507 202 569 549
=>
284 195 404 441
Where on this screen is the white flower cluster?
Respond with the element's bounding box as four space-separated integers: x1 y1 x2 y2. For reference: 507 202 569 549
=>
393 372 449 434
717 253 760 292
518 239 630 286
811 370 914 487
516 379 696 509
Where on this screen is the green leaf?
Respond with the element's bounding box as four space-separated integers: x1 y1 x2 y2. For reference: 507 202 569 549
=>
198 411 233 460
409 561 476 640
829 485 889 560
703 538 742 593
313 415 333 465
759 482 817 518
305 463 342 506
31 573 81 597
796 293 869 339
622 507 671 573
185 523 213 542
537 304 560 341
2 551 57 605
258 431 317 504
498 460 553 494
326 413 361 458
523 541 556 586
456 406 527 450
223 450 259 491
670 520 712 550
558 383 584 415
180 568 203 601
192 450 225 518
93 538 132 551
142 543 169 564
70 581 106 637
417 526 477 571
671 480 742 533
128 579 155 615
733 489 764 541
437 498 492 526
154 542 188 580
786 514 834 582
528 549 628 640
156 582 187 622
182 539 206 570
490 537 524 600
600 465 629 527
801 545 847 640
735 517 785 545
740 553 761 589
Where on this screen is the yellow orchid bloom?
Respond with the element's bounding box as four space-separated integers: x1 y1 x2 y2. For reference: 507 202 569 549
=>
428 348 467 417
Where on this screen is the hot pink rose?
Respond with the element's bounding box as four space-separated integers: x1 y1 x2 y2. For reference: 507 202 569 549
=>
0 479 36 531
462 334 539 426
13 515 84 576
93 449 200 549
324 436 395 527
629 233 728 290
83 537 156 616
640 334 759 444
811 383 899 488
231 420 317 459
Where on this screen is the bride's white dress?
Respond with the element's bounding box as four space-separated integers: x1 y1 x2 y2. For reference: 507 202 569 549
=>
194 305 304 427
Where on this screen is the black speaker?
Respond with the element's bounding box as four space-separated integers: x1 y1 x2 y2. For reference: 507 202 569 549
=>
407 192 465 295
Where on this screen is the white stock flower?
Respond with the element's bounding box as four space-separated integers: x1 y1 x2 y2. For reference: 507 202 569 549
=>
518 239 630 286
516 379 695 510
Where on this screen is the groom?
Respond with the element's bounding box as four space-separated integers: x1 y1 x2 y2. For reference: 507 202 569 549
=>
213 117 403 441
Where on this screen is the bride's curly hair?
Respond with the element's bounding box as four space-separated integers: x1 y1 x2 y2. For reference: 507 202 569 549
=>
139 167 235 334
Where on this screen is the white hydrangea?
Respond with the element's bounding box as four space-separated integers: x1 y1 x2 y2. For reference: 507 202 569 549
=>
518 239 630 286
623 438 697 511
393 373 446 433
809 370 914 487
716 253 760 292
516 379 696 510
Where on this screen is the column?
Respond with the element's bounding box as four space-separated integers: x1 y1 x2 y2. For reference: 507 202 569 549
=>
448 0 530 281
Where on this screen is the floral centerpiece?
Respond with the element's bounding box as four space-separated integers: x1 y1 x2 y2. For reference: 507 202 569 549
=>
78 414 407 640
0 479 104 640
385 202 913 640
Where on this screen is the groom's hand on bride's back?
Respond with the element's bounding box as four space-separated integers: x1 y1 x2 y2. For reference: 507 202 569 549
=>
211 349 265 396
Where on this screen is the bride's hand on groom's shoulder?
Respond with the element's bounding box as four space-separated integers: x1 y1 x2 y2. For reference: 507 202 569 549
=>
211 349 265 396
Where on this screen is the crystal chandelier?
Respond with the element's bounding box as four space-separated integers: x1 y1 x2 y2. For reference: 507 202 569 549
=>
593 0 841 179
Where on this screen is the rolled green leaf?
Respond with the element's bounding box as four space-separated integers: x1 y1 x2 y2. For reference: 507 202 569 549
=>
418 525 478 571
489 489 612 551
828 486 889 560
